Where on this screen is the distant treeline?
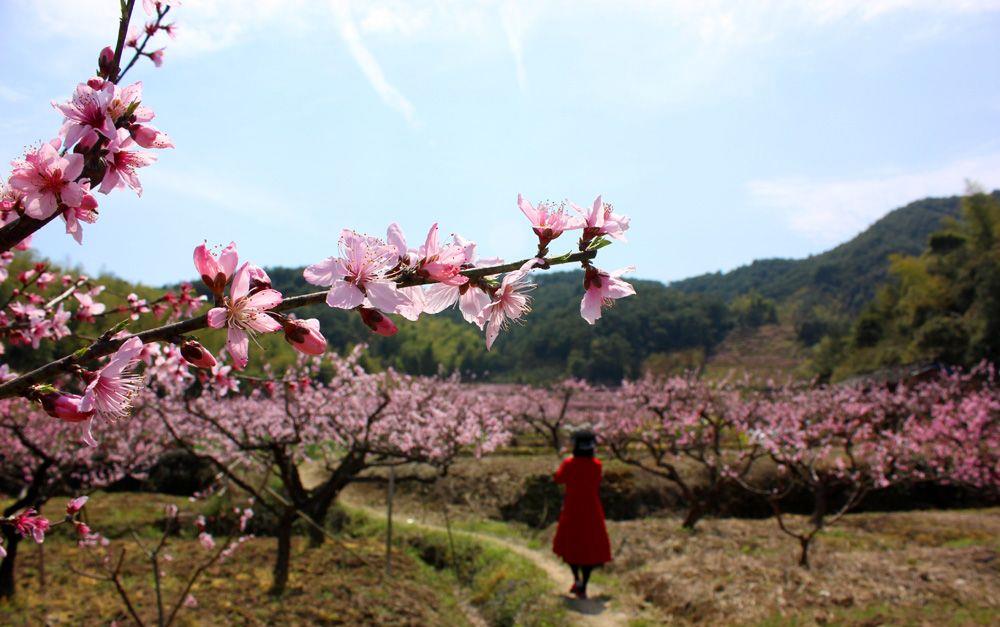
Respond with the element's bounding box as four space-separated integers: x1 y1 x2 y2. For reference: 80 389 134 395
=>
7 190 994 384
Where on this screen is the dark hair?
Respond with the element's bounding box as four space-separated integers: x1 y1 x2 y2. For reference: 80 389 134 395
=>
571 428 596 458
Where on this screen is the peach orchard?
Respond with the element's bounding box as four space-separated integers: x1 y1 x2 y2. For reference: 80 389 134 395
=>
0 1 996 622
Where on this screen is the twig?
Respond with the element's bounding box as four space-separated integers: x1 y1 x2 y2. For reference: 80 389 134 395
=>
0 249 596 401
110 1 138 83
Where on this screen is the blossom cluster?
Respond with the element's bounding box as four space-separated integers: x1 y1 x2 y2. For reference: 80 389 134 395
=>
0 0 635 463
303 194 634 351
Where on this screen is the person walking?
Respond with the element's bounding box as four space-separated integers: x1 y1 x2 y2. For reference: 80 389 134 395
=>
552 428 612 599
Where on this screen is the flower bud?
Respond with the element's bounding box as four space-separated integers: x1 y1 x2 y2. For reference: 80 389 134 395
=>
86 76 110 91
97 46 115 79
130 124 175 149
180 340 217 369
359 307 398 337
40 392 95 423
66 496 89 515
282 318 327 356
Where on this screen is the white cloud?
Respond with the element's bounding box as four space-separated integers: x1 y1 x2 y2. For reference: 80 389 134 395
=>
17 0 1000 117
500 1 530 93
142 166 296 226
748 153 1000 243
360 3 430 36
329 0 417 125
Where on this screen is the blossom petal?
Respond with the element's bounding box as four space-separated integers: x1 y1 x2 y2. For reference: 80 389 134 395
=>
422 284 459 314
386 223 408 259
246 288 282 310
246 312 282 333
207 307 228 328
230 263 251 301
326 280 365 309
365 281 410 314
517 193 538 223
580 289 604 325
227 327 249 370
459 288 492 327
218 242 239 279
303 257 342 286
102 336 143 378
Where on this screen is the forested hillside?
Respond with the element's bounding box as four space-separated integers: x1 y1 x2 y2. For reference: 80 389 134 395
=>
814 189 1000 380
7 193 983 384
263 268 733 383
670 193 983 312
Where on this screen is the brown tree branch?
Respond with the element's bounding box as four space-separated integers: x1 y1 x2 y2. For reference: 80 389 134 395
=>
0 249 596 400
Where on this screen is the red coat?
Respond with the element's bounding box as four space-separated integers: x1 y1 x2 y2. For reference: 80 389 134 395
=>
552 456 612 565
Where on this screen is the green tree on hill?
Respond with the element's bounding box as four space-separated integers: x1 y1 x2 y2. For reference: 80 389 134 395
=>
821 187 1000 378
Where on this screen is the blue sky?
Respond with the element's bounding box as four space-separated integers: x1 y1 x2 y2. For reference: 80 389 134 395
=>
2 0 999 287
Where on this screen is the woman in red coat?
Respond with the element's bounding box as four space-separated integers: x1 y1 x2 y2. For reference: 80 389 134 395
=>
552 428 611 599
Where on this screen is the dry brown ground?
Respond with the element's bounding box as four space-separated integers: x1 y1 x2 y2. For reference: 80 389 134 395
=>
349 455 999 625
580 509 1000 625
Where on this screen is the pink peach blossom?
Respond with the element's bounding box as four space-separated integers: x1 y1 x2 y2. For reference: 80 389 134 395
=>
9 141 87 219
99 128 156 196
66 496 89 515
52 80 116 148
207 263 283 370
580 265 635 324
130 124 174 149
14 509 50 543
304 230 410 315
179 340 217 369
359 307 398 336
478 260 538 350
80 336 146 422
517 194 576 245
572 195 630 243
40 391 95 423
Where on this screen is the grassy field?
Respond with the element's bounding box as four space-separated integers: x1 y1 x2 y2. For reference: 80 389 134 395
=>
2 456 997 626
0 492 562 626
346 454 1000 626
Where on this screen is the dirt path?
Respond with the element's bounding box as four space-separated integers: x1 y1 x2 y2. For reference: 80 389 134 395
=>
346 500 631 627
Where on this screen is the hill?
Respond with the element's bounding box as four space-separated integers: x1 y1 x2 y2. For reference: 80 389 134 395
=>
6 193 978 384
263 268 733 384
669 193 985 313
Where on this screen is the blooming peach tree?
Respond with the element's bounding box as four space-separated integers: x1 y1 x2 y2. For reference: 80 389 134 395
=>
734 368 1000 567
0 0 635 552
597 373 766 529
0 397 168 598
155 348 511 595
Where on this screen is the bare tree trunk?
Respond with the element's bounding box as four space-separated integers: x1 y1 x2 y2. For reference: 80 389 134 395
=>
305 500 329 548
681 502 704 530
0 527 21 599
798 536 811 568
269 508 297 596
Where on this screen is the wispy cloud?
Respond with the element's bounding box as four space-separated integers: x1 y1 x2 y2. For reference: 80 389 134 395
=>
329 0 417 125
17 0 1000 118
748 153 1000 244
500 1 529 93
142 166 297 226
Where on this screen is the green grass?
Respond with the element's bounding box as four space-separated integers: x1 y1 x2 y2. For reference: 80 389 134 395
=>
340 504 567 627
